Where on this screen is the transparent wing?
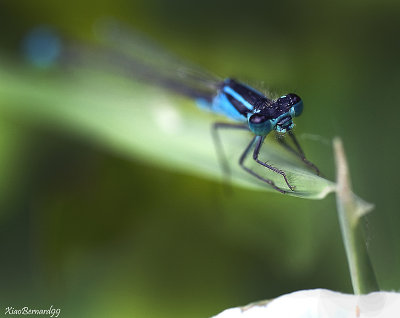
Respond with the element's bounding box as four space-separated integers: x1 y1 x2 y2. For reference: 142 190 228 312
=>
95 20 220 84
61 19 221 101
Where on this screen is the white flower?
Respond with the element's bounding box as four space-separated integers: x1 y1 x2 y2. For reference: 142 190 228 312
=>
213 289 400 318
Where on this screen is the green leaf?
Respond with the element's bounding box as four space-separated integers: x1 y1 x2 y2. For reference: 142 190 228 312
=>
0 58 335 199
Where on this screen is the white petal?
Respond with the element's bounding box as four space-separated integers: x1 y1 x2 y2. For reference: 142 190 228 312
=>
212 289 400 318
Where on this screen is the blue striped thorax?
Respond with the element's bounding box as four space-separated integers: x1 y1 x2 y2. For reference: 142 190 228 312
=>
213 79 303 136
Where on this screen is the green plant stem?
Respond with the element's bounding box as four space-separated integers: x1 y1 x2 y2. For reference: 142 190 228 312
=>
333 137 379 294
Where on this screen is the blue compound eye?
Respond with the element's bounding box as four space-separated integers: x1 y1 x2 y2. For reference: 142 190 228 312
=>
292 99 303 117
277 93 303 117
248 114 273 136
288 93 303 117
249 114 268 124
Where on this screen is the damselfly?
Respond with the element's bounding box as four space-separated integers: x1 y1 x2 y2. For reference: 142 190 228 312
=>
24 22 320 193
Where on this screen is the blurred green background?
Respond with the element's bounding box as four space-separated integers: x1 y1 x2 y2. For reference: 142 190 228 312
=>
1 0 400 317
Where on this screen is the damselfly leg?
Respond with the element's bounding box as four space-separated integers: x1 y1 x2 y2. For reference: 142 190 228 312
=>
212 122 249 181
276 131 320 175
252 136 295 192
213 123 296 193
238 136 292 193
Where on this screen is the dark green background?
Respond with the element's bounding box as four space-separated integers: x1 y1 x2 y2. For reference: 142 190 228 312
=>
0 0 399 317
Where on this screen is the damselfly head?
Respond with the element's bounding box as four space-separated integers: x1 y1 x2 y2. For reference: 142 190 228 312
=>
274 93 303 133
248 93 303 136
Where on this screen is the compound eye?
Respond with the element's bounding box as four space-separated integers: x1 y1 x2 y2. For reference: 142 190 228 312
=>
277 94 302 110
248 114 273 136
287 93 303 117
287 93 301 105
249 114 268 124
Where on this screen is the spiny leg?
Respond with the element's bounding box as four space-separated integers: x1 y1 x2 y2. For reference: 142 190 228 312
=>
253 136 295 191
239 136 291 194
277 131 320 175
288 131 320 175
211 122 249 181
